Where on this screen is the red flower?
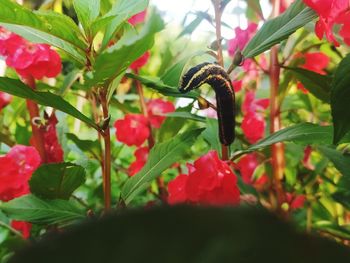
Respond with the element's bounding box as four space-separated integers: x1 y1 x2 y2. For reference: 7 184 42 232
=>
301 52 330 74
43 113 64 163
128 147 149 176
302 146 314 170
236 153 259 184
0 92 12 110
128 10 147 26
114 114 150 146
0 145 41 201
286 193 306 210
242 112 265 144
303 0 350 46
228 23 258 56
297 52 330 93
147 99 175 128
11 221 32 239
168 151 240 206
130 51 150 71
0 27 61 79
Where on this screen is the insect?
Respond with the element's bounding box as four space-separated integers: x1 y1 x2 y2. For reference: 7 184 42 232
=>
179 62 235 146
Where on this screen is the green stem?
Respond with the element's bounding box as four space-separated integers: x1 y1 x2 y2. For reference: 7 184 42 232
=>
100 89 111 210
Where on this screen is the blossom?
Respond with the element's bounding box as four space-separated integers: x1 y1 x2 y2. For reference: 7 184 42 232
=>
241 91 268 143
130 51 150 71
297 52 330 93
168 151 240 206
232 80 243 93
285 193 306 210
11 221 32 239
242 91 269 114
114 114 150 146
0 92 12 110
302 146 314 170
128 147 149 176
0 145 41 201
128 10 147 26
303 0 350 46
147 99 175 128
242 112 265 144
43 113 64 163
228 23 258 56
236 153 259 184
0 27 61 79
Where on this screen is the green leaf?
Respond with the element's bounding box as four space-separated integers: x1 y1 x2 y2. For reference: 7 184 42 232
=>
125 73 199 99
0 195 85 225
66 133 101 157
177 15 203 39
244 123 333 153
0 77 99 131
87 9 164 87
243 0 317 59
164 112 205 122
8 206 350 263
29 163 86 200
202 118 222 156
101 0 149 49
73 0 100 35
160 51 206 87
331 54 350 144
287 67 332 103
0 0 87 64
122 128 204 204
318 146 350 177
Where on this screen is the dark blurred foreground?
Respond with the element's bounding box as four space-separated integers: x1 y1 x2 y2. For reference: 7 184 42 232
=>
9 206 350 263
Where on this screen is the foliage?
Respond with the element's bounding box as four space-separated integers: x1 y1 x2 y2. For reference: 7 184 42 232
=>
0 0 350 261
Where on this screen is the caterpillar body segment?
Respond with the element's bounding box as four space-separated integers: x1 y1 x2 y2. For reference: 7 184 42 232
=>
179 62 236 146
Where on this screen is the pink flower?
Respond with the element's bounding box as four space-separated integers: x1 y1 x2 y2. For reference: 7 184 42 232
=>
242 112 266 144
128 10 147 26
168 151 240 206
130 51 150 71
242 91 269 114
128 147 149 176
0 145 41 201
114 114 150 146
228 23 258 56
232 80 243 92
147 99 175 128
11 220 32 239
0 92 12 110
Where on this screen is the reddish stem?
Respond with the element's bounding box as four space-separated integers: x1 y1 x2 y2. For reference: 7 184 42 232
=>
100 89 111 210
269 0 286 210
21 76 47 163
134 71 167 201
213 0 230 161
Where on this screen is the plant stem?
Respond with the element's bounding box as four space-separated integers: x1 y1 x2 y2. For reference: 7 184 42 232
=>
21 76 47 163
134 72 167 201
213 0 229 161
0 221 23 238
270 0 285 211
100 89 111 210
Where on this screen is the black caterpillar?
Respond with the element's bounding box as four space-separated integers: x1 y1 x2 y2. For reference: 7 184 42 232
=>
179 62 235 146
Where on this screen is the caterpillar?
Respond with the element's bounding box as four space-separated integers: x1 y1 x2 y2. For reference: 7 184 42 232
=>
179 62 235 146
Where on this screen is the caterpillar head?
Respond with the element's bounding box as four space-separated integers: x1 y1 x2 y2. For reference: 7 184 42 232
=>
179 62 211 93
